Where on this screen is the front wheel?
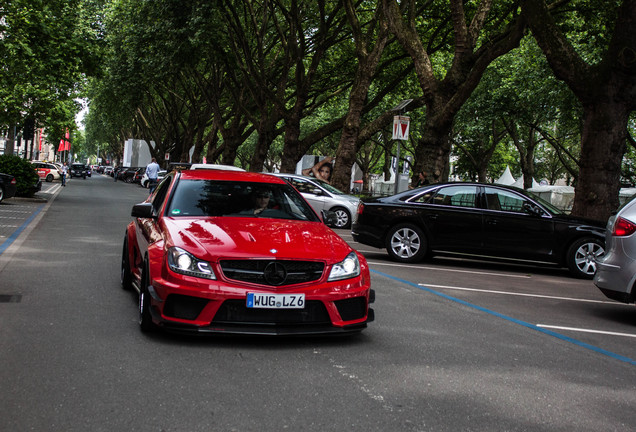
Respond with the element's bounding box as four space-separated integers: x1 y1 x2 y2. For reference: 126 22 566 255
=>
331 207 351 229
566 238 605 279
385 223 428 263
46 174 53 182
139 261 158 332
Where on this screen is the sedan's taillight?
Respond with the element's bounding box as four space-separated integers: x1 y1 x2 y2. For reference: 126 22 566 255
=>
357 202 364 215
613 217 636 237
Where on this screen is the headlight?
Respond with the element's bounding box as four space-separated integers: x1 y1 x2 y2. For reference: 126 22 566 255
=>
328 252 360 281
167 247 216 280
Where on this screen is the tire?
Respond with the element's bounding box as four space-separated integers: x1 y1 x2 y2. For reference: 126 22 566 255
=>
385 223 428 263
331 207 351 229
46 174 53 182
566 237 605 279
0 185 4 203
121 237 133 291
139 261 157 332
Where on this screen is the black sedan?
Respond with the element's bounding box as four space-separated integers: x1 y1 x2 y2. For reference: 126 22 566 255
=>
352 182 606 278
0 173 18 204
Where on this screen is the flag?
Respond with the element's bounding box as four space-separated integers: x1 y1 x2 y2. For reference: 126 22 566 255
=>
57 129 71 151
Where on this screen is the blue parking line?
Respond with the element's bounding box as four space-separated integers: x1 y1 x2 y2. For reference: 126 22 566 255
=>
0 204 45 255
371 269 636 366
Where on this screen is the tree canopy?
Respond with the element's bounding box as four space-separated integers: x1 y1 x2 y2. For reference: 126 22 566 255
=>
3 0 635 221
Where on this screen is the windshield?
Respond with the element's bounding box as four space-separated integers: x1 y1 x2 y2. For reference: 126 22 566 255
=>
312 178 347 195
167 180 321 222
522 189 564 215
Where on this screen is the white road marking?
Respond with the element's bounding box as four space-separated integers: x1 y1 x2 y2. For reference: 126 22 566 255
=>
367 260 532 278
420 283 617 304
537 325 636 338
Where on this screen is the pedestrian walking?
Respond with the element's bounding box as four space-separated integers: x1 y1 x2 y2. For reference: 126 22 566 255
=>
145 157 160 193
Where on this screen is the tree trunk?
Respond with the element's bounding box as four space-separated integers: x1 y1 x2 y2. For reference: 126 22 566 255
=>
571 101 628 220
413 118 454 184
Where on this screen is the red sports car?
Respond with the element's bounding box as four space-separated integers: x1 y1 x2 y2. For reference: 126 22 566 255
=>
121 168 374 335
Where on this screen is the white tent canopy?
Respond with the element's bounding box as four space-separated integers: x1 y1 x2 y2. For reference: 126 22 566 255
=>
512 175 541 189
528 185 575 211
495 166 515 185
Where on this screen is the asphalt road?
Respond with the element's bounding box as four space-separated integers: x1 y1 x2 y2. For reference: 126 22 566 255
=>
1 174 635 431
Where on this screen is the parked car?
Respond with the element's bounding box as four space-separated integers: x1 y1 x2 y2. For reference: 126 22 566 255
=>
0 173 18 203
352 182 606 278
70 163 88 179
103 166 114 176
271 173 360 229
31 161 61 182
119 167 140 183
140 169 167 188
594 194 636 302
122 168 374 334
132 167 145 183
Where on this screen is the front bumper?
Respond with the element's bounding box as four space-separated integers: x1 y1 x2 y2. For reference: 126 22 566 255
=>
146 271 375 335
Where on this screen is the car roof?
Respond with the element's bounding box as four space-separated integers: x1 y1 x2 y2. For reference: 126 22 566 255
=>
178 169 287 184
190 163 245 171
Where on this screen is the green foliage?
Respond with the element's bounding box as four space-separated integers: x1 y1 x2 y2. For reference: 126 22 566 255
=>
0 155 40 196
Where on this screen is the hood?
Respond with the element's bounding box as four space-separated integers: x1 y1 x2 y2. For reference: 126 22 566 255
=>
162 217 353 263
551 213 607 229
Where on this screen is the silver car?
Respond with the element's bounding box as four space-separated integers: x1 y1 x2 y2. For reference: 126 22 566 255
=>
272 173 360 229
594 195 636 303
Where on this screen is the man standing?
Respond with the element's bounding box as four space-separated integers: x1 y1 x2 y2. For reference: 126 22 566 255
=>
61 163 68 187
145 157 160 193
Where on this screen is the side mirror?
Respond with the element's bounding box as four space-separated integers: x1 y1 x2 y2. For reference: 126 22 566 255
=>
311 188 323 196
321 210 337 227
131 202 155 218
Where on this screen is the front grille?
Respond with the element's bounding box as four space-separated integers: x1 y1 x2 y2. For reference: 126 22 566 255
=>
219 260 324 286
334 297 367 321
212 299 331 325
164 294 209 320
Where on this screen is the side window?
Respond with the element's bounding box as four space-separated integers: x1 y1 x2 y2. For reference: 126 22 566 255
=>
432 186 477 208
410 191 435 204
484 187 526 213
151 175 172 213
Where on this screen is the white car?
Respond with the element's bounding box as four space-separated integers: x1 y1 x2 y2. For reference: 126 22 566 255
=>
271 173 360 229
140 170 167 188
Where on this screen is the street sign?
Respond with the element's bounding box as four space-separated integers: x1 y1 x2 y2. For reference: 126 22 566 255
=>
392 116 410 140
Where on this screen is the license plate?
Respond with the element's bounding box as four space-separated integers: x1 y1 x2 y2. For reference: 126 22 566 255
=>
246 293 305 309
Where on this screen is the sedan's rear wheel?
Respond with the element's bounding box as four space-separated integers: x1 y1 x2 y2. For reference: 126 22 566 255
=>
566 238 605 279
139 262 157 332
386 224 428 263
0 186 4 203
331 207 351 229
